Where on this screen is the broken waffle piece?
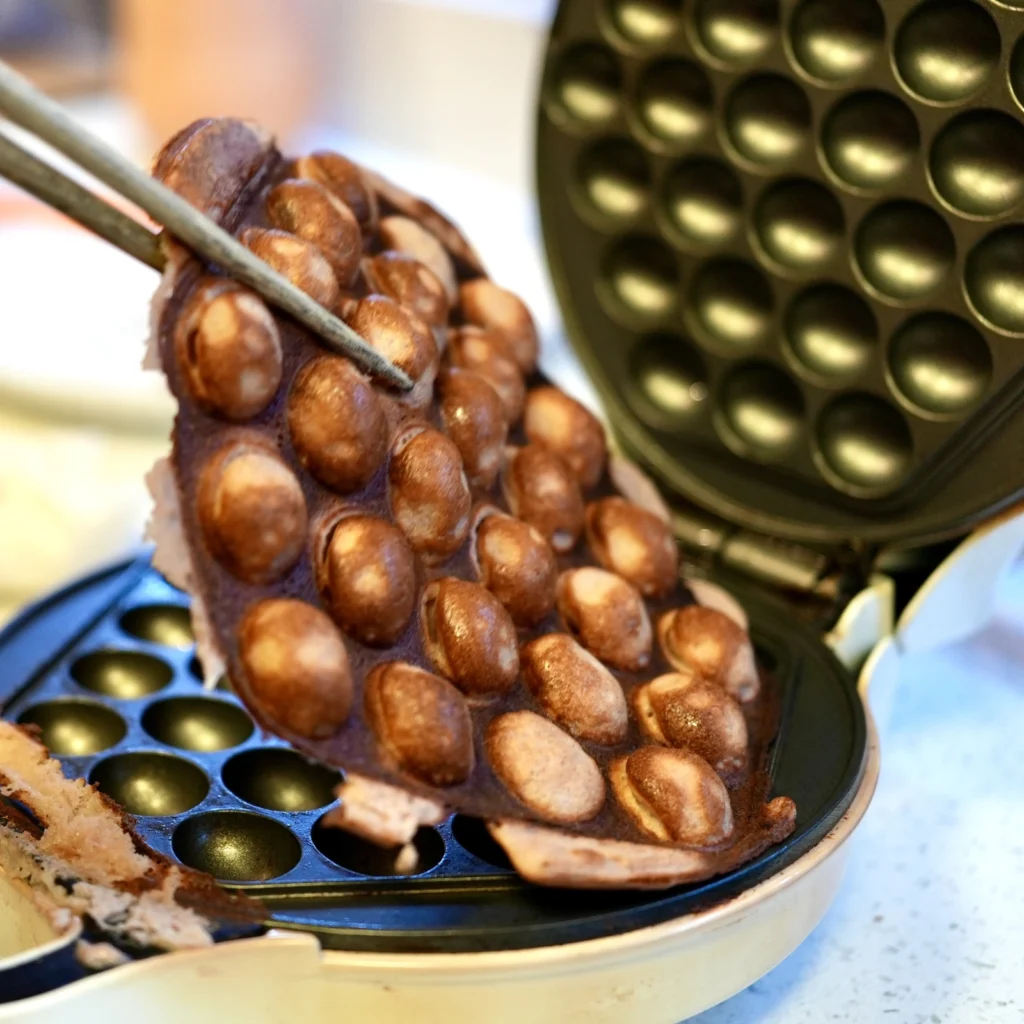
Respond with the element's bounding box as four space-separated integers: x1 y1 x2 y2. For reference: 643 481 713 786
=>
144 117 795 890
0 721 261 960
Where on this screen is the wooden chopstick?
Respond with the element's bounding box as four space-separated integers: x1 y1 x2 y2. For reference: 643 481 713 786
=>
0 60 413 392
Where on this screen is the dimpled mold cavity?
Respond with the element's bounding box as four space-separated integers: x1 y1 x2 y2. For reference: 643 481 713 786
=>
119 604 194 649
142 696 254 752
894 0 999 105
787 0 884 85
608 0 681 46
660 157 743 247
18 700 126 756
930 111 1024 218
174 811 301 882
889 313 991 417
634 59 713 144
576 137 651 220
718 361 805 456
965 226 1024 334
602 235 680 320
689 257 773 351
312 820 445 877
1012 35 1024 112
692 0 778 67
753 178 844 271
71 650 172 699
854 201 955 302
547 43 621 126
540 0 1024 528
724 72 810 168
1 557 867 948
222 748 341 812
90 752 209 817
815 393 914 494
450 815 515 870
628 333 709 427
784 284 877 382
821 91 920 192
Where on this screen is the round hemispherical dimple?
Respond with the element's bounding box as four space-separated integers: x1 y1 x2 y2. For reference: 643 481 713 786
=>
120 604 193 648
815 393 914 493
142 697 253 752
173 811 300 883
421 578 519 698
439 368 508 489
609 0 680 45
789 0 884 84
854 201 955 302
503 444 585 553
487 711 605 824
473 511 558 627
718 361 805 456
197 441 307 584
388 427 472 563
694 0 779 66
633 670 748 783
364 662 474 787
90 753 208 817
1012 35 1024 112
889 313 991 416
547 43 621 126
222 748 340 812
689 258 773 351
239 599 354 739
585 497 679 597
239 227 339 308
821 91 919 191
965 227 1024 334
523 386 608 489
628 334 709 428
315 512 418 646
19 700 126 756
603 236 679 320
785 284 877 381
930 111 1024 218
894 0 999 104
175 281 282 421
612 746 734 845
725 73 811 168
288 356 388 494
577 138 651 220
635 60 713 144
661 158 743 248
522 634 628 745
266 178 361 286
556 567 652 671
754 178 844 271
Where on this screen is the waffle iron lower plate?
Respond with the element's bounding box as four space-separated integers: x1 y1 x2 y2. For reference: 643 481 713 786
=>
0 555 865 957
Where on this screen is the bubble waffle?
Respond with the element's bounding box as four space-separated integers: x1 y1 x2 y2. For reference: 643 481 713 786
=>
144 117 796 889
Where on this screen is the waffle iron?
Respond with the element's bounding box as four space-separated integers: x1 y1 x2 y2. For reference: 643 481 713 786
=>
5 0 1024 1014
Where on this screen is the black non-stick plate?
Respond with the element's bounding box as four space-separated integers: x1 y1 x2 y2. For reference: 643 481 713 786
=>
537 0 1024 546
0 555 865 957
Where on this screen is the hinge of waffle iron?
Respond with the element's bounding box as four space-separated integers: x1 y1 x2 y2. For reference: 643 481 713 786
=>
670 505 844 604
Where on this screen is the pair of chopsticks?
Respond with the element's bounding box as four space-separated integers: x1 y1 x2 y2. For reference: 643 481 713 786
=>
0 60 412 392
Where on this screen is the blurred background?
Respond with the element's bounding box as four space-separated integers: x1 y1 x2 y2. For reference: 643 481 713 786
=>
0 0 600 624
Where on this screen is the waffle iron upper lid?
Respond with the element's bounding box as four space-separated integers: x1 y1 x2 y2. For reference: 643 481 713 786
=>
535 0 1024 547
